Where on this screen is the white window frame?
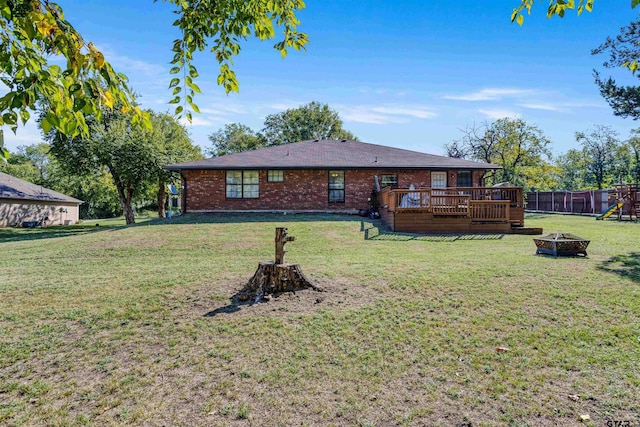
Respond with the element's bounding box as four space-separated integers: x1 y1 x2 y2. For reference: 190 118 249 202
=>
431 171 447 189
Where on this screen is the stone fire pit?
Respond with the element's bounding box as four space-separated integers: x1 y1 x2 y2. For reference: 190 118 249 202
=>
533 232 590 258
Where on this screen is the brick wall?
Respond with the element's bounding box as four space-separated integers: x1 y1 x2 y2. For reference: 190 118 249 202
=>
181 168 486 212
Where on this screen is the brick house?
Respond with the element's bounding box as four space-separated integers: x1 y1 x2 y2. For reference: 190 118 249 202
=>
164 139 500 214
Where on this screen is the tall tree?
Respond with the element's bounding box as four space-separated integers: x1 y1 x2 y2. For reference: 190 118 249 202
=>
445 118 552 189
575 125 621 189
262 102 357 146
207 123 267 157
49 109 201 223
49 108 155 224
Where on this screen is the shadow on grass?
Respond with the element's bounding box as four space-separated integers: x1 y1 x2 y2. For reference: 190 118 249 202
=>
168 212 365 225
598 252 640 282
360 221 505 242
0 223 123 243
203 293 269 318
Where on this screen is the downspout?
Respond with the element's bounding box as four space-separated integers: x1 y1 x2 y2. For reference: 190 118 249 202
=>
180 172 187 214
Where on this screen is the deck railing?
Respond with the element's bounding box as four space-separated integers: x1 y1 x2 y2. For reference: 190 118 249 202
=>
378 186 522 223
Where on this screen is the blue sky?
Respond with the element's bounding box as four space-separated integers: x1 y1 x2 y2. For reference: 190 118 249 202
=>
5 0 640 157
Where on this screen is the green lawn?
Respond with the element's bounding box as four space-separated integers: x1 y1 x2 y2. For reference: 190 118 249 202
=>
1 213 639 426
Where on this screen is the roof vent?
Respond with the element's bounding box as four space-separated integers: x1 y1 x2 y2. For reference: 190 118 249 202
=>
286 150 290 156
341 139 347 142
374 156 378 163
313 139 319 142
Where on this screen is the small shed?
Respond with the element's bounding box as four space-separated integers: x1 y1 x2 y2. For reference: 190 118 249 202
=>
0 172 83 227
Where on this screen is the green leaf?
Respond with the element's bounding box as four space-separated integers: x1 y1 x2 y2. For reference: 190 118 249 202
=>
19 109 30 125
168 96 181 105
2 112 17 126
175 105 184 115
1 146 9 163
516 14 524 26
633 0 640 8
169 78 180 88
170 66 181 74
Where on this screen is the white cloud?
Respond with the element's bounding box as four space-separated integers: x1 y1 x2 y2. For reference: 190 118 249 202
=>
517 103 562 112
478 109 520 120
266 102 306 111
178 116 217 127
444 88 535 101
340 104 438 125
371 106 438 119
341 111 408 125
200 105 248 115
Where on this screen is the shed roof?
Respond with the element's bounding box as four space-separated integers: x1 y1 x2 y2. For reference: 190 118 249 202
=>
0 172 83 204
165 139 500 171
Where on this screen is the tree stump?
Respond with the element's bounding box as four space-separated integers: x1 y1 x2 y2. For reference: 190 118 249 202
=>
238 227 322 303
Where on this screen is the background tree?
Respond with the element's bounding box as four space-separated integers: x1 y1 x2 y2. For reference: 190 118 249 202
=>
50 109 200 224
626 129 640 182
262 102 357 146
575 125 621 189
207 123 267 157
555 148 588 190
445 118 552 189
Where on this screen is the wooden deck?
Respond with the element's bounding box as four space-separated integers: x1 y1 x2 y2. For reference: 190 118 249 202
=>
378 186 525 234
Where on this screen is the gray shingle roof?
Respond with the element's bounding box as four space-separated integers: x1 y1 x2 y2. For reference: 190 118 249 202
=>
165 139 500 170
0 172 83 204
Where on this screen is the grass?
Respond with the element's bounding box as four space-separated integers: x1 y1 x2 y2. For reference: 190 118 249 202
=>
0 212 639 426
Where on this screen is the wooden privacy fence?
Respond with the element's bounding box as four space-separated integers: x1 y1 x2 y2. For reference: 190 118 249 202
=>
526 190 610 215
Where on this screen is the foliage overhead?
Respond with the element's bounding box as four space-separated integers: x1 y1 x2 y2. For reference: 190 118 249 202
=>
512 0 640 26
592 20 640 119
0 0 149 161
207 123 267 157
445 118 552 189
162 0 308 121
261 101 357 146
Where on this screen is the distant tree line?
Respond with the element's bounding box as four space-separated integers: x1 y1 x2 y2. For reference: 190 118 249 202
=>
445 118 640 191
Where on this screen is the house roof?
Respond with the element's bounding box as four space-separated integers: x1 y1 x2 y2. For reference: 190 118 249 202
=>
0 172 83 204
165 139 500 171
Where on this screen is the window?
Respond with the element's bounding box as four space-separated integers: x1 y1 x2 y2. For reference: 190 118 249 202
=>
226 170 259 199
431 171 447 189
267 170 284 182
381 174 398 188
457 171 472 187
328 170 345 203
